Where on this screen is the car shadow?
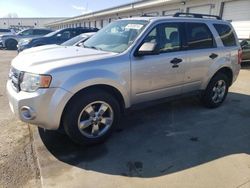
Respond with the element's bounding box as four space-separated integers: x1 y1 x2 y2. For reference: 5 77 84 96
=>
38 92 250 178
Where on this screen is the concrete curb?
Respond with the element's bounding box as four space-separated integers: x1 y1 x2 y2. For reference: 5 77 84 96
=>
30 126 44 187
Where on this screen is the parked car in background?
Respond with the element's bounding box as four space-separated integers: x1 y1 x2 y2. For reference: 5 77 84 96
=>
7 13 241 145
61 32 96 46
0 29 12 35
240 39 250 62
17 27 98 52
0 28 52 50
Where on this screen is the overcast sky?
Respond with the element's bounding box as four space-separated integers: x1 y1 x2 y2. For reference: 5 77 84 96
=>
0 0 136 18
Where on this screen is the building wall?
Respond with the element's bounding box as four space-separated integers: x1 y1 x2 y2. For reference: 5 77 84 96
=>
0 18 66 30
46 0 250 38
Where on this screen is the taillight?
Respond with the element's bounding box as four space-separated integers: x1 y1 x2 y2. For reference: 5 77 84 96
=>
238 49 243 64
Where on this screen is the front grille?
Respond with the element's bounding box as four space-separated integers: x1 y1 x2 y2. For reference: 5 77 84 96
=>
9 67 21 92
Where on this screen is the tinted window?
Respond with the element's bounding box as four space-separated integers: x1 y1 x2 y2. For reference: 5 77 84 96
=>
214 24 237 47
187 23 214 50
61 30 72 39
33 29 51 35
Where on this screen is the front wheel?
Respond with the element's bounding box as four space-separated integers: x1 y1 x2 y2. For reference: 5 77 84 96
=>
62 89 121 145
6 39 17 50
202 73 229 108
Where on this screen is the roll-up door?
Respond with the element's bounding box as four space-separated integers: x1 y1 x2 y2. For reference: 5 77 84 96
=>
188 5 212 15
222 0 250 38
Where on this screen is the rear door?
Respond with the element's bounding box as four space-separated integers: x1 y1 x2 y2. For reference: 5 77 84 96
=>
182 22 219 92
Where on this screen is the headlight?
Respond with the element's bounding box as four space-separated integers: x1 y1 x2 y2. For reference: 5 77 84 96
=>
20 72 52 92
19 39 32 46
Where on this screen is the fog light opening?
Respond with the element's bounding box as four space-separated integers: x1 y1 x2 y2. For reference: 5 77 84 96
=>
20 106 35 120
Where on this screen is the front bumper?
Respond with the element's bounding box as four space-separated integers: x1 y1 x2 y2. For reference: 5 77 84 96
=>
17 44 28 53
7 80 73 130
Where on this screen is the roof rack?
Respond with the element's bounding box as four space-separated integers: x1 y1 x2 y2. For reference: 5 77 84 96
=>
173 12 222 20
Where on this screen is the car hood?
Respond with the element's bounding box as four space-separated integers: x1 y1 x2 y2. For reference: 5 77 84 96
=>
11 45 117 73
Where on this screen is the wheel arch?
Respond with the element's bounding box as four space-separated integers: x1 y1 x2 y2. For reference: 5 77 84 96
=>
203 66 233 90
212 67 233 86
5 38 17 46
58 84 127 131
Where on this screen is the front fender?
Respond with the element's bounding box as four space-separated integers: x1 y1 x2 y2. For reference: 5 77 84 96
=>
59 69 131 108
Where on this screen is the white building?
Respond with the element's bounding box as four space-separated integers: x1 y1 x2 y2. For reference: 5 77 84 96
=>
0 17 67 30
46 0 250 39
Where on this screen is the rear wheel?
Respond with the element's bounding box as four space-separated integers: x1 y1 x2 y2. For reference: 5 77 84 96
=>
202 73 229 108
6 39 17 50
63 89 121 145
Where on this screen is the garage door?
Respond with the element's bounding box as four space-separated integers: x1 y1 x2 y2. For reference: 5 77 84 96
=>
222 0 250 21
188 5 212 14
222 0 250 38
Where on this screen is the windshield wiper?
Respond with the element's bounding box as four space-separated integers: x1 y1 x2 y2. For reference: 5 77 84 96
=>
83 45 102 51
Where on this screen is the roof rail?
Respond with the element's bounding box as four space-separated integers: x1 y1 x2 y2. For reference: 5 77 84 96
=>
173 12 222 20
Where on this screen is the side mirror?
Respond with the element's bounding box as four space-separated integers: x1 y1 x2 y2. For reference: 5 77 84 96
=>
135 42 159 57
77 42 84 47
240 40 248 48
56 33 62 37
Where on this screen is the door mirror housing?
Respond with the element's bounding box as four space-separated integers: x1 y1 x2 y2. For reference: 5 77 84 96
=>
240 40 248 49
135 42 159 56
56 33 62 38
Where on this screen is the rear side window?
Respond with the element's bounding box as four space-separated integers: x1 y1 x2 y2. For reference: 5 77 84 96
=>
214 24 236 47
186 23 215 50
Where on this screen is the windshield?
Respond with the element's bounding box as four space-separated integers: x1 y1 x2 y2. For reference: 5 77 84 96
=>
62 34 86 46
84 20 149 53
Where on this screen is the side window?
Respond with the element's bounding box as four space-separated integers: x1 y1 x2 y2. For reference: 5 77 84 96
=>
143 28 157 43
33 29 49 35
70 30 78 37
160 23 181 53
20 29 33 36
187 23 215 50
214 24 237 47
61 31 71 39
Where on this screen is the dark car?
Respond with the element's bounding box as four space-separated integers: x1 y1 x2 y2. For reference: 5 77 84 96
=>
61 32 96 46
240 39 250 63
17 27 98 52
0 28 52 50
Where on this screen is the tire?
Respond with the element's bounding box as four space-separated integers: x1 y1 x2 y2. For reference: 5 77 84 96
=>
202 73 229 108
62 89 121 145
5 39 17 50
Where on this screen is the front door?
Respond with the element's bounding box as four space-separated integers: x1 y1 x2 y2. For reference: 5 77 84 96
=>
131 22 186 104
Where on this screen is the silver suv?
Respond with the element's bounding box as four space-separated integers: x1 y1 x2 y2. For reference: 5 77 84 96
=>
7 13 242 145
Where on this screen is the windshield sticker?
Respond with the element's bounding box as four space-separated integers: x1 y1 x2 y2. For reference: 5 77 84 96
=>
125 24 143 30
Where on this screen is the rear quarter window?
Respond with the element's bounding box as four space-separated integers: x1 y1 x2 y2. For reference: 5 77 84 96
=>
213 24 237 47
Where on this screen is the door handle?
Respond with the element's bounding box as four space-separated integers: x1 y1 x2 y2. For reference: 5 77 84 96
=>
209 53 218 59
170 58 183 64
